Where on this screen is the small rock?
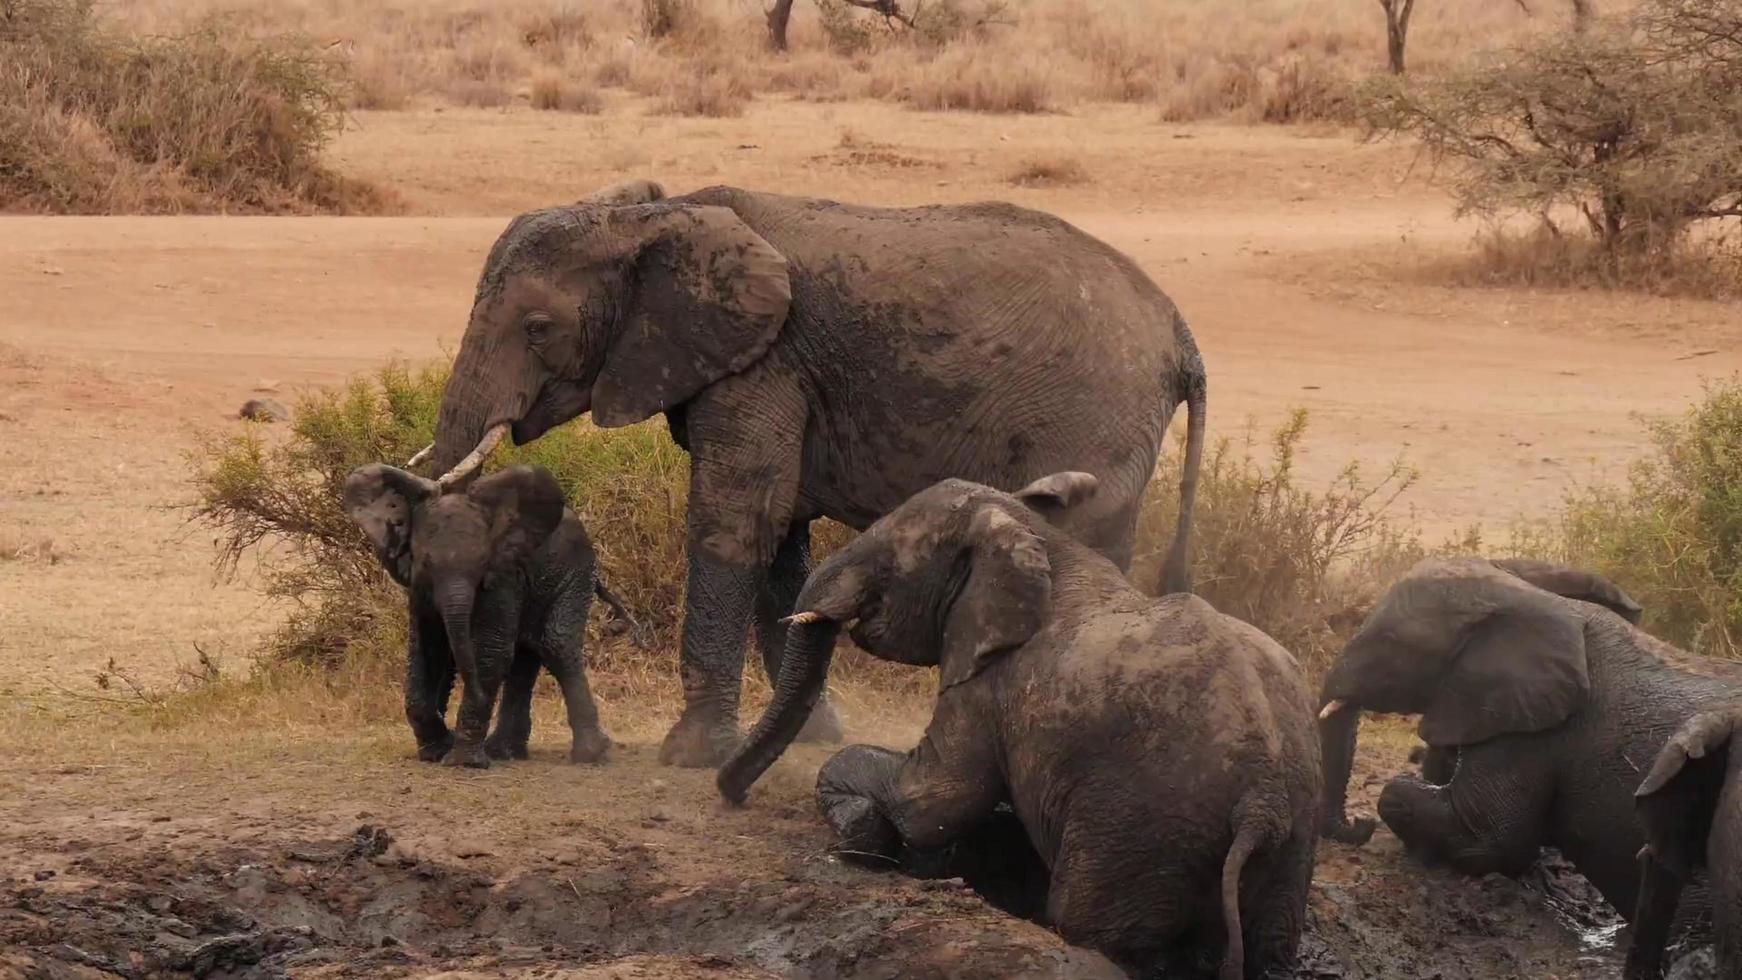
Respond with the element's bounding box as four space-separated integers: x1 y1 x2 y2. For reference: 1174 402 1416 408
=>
33 869 55 881
239 398 289 423
452 839 492 858
646 808 672 824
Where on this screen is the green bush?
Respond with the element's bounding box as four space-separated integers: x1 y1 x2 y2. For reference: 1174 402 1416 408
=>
191 363 688 669
0 0 383 213
1513 378 1742 659
1134 410 1436 680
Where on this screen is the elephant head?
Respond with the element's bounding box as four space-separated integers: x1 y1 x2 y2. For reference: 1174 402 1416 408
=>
1636 706 1742 880
716 471 1100 804
345 463 566 672
1316 557 1638 843
424 180 793 486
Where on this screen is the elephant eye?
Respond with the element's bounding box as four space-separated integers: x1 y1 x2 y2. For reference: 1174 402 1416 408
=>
523 315 551 345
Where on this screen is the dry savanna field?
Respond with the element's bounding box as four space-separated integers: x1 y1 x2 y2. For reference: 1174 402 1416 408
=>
3 0 1742 977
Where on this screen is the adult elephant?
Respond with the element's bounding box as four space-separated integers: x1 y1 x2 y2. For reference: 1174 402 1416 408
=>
1316 556 1739 961
422 180 1208 767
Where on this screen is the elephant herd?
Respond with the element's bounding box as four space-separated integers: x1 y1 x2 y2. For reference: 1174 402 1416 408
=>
340 179 1736 978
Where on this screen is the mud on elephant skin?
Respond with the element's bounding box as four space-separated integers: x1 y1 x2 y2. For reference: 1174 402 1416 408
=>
344 463 638 768
419 177 1209 769
1630 705 1742 979
718 472 1321 980
1316 556 1742 962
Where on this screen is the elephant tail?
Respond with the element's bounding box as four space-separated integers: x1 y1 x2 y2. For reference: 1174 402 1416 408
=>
1159 317 1206 596
1218 799 1276 980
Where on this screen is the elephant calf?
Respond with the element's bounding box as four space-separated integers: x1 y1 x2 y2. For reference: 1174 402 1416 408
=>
1317 556 1742 971
718 473 1322 979
345 463 635 767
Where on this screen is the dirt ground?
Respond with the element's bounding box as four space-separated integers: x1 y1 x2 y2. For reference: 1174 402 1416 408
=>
4 99 1740 977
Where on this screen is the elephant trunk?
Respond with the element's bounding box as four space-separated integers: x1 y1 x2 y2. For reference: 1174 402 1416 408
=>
717 620 841 805
436 576 479 681
432 322 506 480
1318 701 1376 845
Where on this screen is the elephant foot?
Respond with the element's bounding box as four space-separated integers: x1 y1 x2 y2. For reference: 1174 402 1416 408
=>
794 697 845 745
416 732 455 763
1322 814 1377 847
569 728 612 765
483 735 529 761
442 740 491 769
821 794 900 869
658 708 740 768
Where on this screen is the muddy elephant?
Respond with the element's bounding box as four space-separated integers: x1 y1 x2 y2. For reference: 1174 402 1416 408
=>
344 463 635 767
1630 705 1742 979
417 178 1208 768
1317 556 1741 958
717 473 1320 979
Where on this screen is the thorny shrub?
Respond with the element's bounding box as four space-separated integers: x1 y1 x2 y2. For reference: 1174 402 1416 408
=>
1135 410 1438 681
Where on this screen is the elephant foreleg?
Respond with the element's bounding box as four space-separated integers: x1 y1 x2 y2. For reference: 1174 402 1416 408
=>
755 521 843 745
817 707 1005 867
404 609 455 763
659 550 758 767
1377 756 1547 878
485 648 540 761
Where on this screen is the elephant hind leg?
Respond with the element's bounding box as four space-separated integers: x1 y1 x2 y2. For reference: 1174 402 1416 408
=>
1046 828 1210 977
1236 824 1315 979
485 647 540 760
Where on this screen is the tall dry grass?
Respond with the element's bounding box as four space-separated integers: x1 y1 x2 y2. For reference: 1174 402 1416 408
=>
118 0 1578 119
0 0 385 213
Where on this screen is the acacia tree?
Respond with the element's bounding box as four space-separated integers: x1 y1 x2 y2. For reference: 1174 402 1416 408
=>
1361 0 1742 252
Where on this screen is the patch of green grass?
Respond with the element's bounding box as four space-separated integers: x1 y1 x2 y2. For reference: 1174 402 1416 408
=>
1512 378 1742 659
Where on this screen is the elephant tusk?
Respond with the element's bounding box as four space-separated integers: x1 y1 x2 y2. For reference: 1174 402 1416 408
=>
436 423 509 488
1318 699 1347 721
405 443 434 469
781 610 825 626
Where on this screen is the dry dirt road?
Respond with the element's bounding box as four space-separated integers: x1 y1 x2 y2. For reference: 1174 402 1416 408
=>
2 101 1738 978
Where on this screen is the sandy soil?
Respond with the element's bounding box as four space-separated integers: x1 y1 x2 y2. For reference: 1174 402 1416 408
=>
3 99 1739 977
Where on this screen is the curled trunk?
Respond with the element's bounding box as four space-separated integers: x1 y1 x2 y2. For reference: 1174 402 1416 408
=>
717 621 841 804
1319 703 1376 844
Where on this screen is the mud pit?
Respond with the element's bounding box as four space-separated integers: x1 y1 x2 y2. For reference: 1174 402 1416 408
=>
0 738 1688 980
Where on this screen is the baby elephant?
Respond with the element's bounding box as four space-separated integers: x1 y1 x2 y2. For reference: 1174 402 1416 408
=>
718 473 1322 979
345 463 631 768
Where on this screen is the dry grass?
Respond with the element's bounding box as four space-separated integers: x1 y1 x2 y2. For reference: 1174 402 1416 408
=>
1443 223 1742 300
115 0 1580 120
1006 155 1087 187
530 72 604 112
0 0 385 214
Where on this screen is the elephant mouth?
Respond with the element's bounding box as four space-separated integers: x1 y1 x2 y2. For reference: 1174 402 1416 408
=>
514 382 591 444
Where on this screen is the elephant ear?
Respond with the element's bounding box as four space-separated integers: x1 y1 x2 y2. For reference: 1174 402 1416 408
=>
1418 594 1590 746
343 464 439 559
940 506 1052 692
1491 558 1643 624
1012 471 1099 524
465 465 567 573
1635 708 1741 877
590 205 792 428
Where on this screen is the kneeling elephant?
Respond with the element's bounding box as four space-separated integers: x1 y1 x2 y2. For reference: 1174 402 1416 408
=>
718 473 1322 979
